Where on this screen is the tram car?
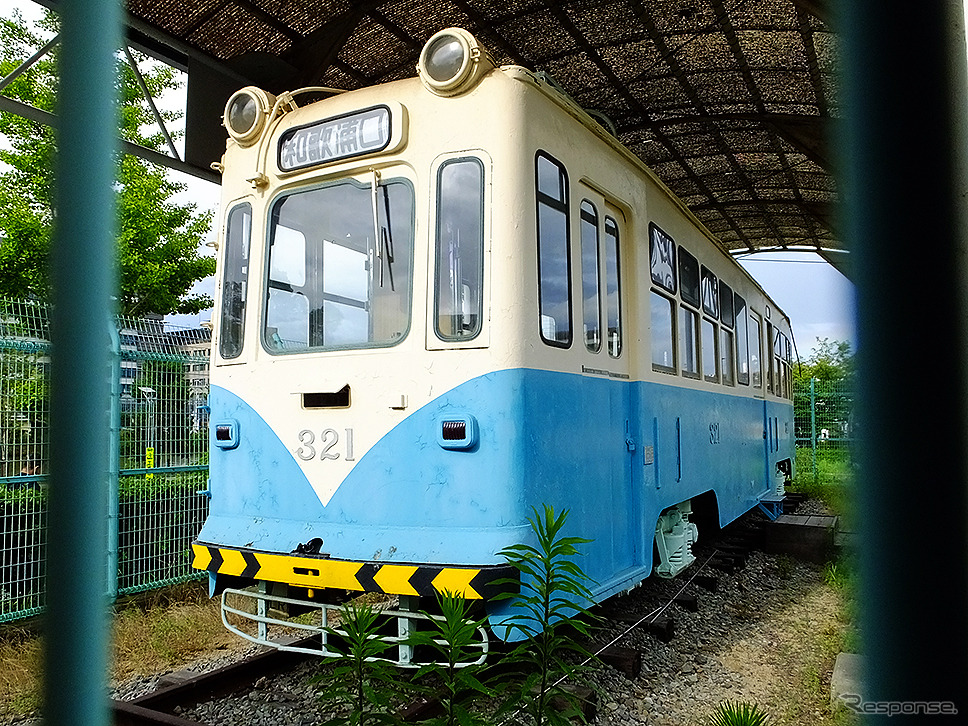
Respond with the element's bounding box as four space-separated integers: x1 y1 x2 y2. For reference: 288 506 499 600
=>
192 27 795 659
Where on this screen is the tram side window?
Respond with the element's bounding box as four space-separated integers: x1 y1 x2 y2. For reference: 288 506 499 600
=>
735 294 749 385
651 291 676 372
649 223 676 373
536 152 572 347
580 201 602 352
750 311 763 388
721 328 735 385
720 282 735 385
775 331 788 399
678 248 699 307
766 322 776 394
263 178 414 353
701 317 718 382
649 223 677 294
220 203 252 360
604 216 622 357
435 158 484 341
678 248 700 378
700 265 719 382
680 306 700 378
785 336 793 400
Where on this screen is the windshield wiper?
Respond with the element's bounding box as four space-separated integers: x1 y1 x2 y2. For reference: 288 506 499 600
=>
370 169 395 291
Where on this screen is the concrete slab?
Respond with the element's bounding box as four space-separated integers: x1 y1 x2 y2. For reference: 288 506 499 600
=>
831 652 864 709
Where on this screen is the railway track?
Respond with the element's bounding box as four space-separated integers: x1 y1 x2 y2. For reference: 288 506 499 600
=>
112 642 311 725
111 496 817 725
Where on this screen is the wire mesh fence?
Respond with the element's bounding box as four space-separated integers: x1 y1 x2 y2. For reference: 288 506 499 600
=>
794 377 855 486
0 298 210 622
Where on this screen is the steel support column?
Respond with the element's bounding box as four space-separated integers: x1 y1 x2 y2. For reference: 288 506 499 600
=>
44 1 121 725
840 0 968 716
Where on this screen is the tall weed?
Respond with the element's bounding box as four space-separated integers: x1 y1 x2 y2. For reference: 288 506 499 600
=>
496 504 598 726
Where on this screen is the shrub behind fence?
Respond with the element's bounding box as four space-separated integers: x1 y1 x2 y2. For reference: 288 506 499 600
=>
794 376 855 486
0 299 209 622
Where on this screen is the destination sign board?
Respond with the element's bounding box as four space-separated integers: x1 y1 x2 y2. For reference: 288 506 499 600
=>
278 106 392 172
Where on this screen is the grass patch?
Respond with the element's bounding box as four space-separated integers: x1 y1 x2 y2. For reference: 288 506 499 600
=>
111 582 236 680
791 447 855 528
0 629 42 720
0 581 239 721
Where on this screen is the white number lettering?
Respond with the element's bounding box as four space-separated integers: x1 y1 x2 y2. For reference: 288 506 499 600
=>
319 428 340 460
296 430 316 460
295 427 356 462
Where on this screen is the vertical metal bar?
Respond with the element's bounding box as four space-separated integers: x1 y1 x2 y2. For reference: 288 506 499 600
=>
840 0 968 711
810 377 817 483
44 1 120 726
107 325 121 600
258 581 268 642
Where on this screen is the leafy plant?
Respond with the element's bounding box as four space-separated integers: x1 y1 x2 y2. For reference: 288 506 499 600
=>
314 601 404 726
496 504 597 726
708 700 771 726
408 592 493 726
775 554 794 580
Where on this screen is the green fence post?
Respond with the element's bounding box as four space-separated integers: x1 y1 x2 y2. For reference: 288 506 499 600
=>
44 0 121 725
810 377 817 484
107 324 121 601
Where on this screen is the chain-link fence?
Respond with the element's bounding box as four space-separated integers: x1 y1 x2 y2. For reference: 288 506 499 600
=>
794 377 854 487
0 298 210 622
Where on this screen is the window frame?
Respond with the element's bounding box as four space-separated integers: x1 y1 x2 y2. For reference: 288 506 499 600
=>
749 310 763 389
603 215 623 358
701 315 719 383
261 174 416 355
433 156 486 343
218 201 253 361
579 200 602 353
678 247 700 308
649 223 677 294
679 304 700 379
720 327 735 386
650 289 677 374
735 293 750 385
535 151 573 349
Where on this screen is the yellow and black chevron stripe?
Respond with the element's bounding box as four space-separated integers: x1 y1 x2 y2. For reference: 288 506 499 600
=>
191 542 517 600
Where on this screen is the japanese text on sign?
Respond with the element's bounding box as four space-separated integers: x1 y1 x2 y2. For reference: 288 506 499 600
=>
278 106 391 172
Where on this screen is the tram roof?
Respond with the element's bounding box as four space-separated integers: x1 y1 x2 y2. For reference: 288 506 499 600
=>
35 0 843 275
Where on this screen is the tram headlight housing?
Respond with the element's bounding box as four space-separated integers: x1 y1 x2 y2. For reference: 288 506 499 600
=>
223 86 276 146
417 28 493 96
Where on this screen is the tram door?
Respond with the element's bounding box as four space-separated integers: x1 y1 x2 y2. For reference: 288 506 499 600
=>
578 195 636 575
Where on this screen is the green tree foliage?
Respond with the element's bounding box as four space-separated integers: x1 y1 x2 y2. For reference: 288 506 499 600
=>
793 338 854 385
793 339 854 441
0 10 215 315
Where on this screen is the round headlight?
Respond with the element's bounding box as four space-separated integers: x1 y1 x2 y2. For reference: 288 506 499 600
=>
223 86 276 146
424 35 466 83
418 28 493 96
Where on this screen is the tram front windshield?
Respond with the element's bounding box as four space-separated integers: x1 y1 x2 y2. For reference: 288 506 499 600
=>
262 177 414 353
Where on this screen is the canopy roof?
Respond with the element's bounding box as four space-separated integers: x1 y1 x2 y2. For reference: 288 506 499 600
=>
61 0 844 270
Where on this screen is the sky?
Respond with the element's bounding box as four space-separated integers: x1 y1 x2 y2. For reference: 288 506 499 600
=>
0 0 857 361
738 253 855 360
